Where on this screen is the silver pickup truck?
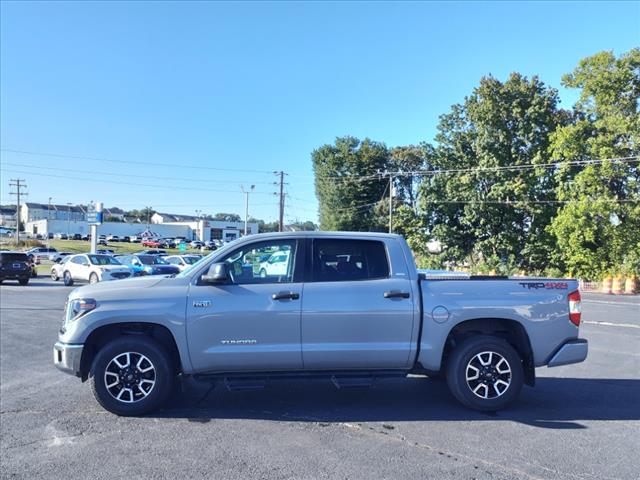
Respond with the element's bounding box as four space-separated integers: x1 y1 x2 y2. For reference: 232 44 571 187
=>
54 232 588 416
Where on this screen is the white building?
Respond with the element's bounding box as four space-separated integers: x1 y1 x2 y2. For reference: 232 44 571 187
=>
152 213 258 242
0 207 17 228
21 202 86 224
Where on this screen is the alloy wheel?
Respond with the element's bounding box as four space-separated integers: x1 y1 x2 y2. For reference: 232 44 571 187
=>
104 352 156 403
465 351 512 399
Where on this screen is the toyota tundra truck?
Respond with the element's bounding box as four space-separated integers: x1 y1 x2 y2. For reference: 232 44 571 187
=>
53 232 588 416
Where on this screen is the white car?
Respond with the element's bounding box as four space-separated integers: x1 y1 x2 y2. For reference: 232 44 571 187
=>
26 247 58 262
50 251 73 262
51 256 72 281
163 254 203 271
106 235 120 242
258 250 291 278
62 254 133 286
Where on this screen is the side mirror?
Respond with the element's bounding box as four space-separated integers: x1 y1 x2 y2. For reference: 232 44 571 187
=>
201 262 230 284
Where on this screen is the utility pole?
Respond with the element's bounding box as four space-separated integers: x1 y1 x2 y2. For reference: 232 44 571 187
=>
277 171 285 232
47 197 52 248
241 185 255 235
388 173 394 233
9 179 27 247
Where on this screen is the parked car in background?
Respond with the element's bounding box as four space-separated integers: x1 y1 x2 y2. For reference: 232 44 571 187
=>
72 233 82 240
122 236 131 243
190 240 204 249
172 237 188 247
129 236 141 243
25 254 39 278
163 254 203 271
258 249 291 278
203 241 218 251
50 251 73 262
0 251 31 285
137 249 167 256
54 233 68 240
51 256 72 281
61 254 132 286
26 247 58 262
106 235 120 243
117 254 180 276
142 238 161 248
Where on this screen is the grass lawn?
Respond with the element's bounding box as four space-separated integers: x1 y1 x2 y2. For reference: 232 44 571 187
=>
46 239 205 256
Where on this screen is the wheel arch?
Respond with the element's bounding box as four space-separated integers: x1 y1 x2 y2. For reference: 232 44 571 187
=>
441 318 535 386
79 322 182 382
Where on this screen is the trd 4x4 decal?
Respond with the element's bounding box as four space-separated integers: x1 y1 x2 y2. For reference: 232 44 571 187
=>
518 282 568 290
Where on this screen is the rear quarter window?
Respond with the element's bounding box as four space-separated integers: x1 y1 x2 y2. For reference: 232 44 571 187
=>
312 239 390 282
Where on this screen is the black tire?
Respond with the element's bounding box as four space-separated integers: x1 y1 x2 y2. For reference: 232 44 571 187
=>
18 277 29 285
90 336 175 416
63 271 74 286
446 335 523 411
51 270 59 281
89 273 99 284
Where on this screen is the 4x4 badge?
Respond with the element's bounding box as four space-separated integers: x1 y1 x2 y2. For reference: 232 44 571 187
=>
193 300 212 308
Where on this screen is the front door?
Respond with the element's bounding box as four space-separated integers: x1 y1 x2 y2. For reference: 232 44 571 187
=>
301 238 417 370
186 238 304 373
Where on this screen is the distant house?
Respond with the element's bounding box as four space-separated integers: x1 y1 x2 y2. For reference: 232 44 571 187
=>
21 202 86 224
0 206 17 228
104 207 126 221
151 212 198 224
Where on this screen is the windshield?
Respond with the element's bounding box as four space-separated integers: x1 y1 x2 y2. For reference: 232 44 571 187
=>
88 255 122 265
183 256 200 265
138 255 167 265
0 253 28 263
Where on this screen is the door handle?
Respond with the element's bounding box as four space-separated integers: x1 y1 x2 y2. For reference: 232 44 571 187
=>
384 290 410 299
272 291 300 301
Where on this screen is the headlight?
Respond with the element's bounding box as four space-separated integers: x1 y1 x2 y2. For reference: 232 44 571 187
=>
66 298 97 323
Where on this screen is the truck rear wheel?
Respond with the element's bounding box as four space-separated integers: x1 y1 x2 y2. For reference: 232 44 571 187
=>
446 335 523 411
90 336 174 416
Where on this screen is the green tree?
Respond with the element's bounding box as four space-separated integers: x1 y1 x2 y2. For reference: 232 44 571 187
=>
210 213 242 222
548 49 640 279
418 73 564 271
313 136 389 231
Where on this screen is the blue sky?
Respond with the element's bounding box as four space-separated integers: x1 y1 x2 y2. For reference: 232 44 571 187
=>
1 1 638 222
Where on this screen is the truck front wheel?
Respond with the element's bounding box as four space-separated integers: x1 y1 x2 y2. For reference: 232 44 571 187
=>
90 336 174 416
446 335 523 411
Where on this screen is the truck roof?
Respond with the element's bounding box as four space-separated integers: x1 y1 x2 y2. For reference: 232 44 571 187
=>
244 231 403 239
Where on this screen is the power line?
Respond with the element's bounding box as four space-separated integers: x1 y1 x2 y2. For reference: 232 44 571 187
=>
0 148 274 174
1 162 276 185
0 168 276 196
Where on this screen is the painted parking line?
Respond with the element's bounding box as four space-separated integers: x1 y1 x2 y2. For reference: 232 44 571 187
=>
582 299 640 307
582 320 640 329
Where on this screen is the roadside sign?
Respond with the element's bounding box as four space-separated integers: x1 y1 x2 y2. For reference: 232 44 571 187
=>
87 202 103 225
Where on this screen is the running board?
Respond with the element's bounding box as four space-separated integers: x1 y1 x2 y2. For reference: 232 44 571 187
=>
330 375 375 389
223 377 268 391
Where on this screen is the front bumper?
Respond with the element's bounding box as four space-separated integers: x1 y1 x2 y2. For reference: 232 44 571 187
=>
547 339 588 367
53 342 84 376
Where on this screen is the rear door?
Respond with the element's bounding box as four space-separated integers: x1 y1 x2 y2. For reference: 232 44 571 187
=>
301 237 417 370
186 238 305 373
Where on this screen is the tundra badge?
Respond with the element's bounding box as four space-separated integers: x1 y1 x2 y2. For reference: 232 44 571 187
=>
193 300 212 308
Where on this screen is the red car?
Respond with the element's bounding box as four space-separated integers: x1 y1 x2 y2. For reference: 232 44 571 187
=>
141 239 161 247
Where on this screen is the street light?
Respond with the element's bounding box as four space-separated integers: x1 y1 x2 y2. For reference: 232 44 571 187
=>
241 185 255 235
66 203 72 238
47 197 52 247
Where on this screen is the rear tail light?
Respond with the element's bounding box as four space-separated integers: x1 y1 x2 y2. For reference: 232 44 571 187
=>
568 290 581 327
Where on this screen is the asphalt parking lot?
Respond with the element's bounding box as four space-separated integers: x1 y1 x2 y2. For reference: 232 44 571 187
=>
1 278 638 480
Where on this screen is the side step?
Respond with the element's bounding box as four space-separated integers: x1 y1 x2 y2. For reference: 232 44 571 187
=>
223 377 268 391
331 375 374 389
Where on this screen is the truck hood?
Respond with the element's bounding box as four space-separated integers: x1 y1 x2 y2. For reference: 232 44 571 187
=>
70 275 165 298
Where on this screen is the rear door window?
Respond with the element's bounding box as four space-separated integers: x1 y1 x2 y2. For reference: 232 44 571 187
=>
0 253 28 263
311 239 390 282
